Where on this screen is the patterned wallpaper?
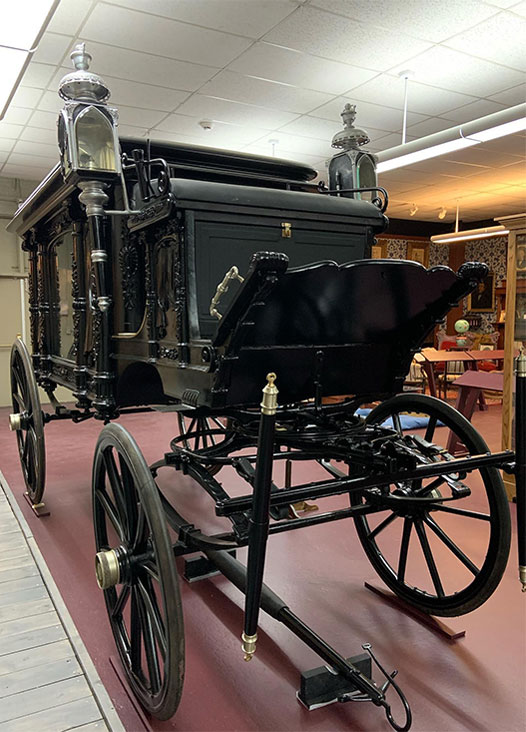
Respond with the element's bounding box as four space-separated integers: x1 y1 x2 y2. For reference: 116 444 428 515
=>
464 235 507 332
382 238 450 267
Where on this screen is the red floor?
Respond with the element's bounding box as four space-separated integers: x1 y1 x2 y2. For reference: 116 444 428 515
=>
0 402 524 732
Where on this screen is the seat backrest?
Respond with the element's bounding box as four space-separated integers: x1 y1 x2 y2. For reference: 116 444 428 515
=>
210 255 488 407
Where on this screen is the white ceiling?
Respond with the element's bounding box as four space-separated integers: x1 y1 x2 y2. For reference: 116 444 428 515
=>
1 0 525 222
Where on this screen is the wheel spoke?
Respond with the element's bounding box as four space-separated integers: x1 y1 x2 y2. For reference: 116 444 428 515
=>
137 577 167 658
425 415 438 442
143 560 160 583
130 586 143 676
367 511 397 540
392 412 402 435
413 475 447 497
136 585 162 693
423 514 480 576
428 504 491 521
111 584 131 619
131 503 147 552
414 518 445 597
397 517 413 583
95 487 125 541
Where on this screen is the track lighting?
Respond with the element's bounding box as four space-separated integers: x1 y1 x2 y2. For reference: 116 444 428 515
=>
438 207 447 220
409 203 418 217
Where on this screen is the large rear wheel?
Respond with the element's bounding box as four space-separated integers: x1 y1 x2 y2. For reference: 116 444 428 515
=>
9 338 45 505
352 394 510 616
93 424 184 719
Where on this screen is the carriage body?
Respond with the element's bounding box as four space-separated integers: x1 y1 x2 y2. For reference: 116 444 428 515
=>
9 138 391 417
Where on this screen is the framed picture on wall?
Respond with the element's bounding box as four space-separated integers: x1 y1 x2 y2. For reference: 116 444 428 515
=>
407 241 429 267
517 243 526 271
469 272 495 312
371 240 387 259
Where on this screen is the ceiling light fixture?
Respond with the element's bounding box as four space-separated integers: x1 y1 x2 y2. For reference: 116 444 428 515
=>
398 69 414 145
376 103 526 173
431 225 509 244
409 203 418 216
198 119 213 132
438 207 447 220
0 1 60 120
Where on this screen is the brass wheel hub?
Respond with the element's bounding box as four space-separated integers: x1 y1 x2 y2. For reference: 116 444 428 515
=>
95 548 121 589
9 412 27 431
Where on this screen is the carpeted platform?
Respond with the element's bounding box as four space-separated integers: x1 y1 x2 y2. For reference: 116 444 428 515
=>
0 403 524 732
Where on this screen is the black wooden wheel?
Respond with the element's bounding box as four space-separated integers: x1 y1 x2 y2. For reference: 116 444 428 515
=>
352 394 510 616
10 338 45 505
174 413 231 475
93 424 184 719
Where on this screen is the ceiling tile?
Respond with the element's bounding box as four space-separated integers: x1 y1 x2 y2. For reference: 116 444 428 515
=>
154 115 271 145
81 4 252 67
0 123 23 140
1 108 33 126
0 139 15 153
107 0 298 38
117 106 167 129
243 130 334 158
28 109 59 130
47 0 93 35
310 96 427 133
444 11 526 71
173 95 298 129
488 83 526 105
11 140 58 158
442 99 508 124
227 42 377 95
389 46 525 97
10 87 44 109
262 5 432 71
478 135 526 156
311 0 499 43
1 164 50 182
69 41 219 91
240 144 325 168
368 132 416 152
508 1 526 16
32 33 73 65
102 76 190 112
405 117 459 138
37 90 62 114
276 114 342 140
346 76 478 116
19 126 58 145
199 71 334 114
7 152 58 168
20 63 56 90
447 145 523 166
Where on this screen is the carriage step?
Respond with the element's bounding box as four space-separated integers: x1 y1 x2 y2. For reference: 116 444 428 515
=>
297 652 372 710
183 552 236 582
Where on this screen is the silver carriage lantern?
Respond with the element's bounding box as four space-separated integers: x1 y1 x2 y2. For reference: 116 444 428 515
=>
328 103 378 199
57 43 121 182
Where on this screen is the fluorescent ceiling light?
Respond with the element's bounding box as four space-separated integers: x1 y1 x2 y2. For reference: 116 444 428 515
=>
0 0 60 120
376 103 526 173
430 225 509 244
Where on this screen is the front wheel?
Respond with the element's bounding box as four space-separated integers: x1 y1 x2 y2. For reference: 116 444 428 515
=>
93 424 184 719
352 394 510 616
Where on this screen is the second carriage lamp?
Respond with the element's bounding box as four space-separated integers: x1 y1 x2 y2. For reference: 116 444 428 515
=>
57 43 121 190
328 104 378 199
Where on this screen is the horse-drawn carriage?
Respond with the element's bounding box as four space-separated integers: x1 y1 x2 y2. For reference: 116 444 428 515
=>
6 45 525 731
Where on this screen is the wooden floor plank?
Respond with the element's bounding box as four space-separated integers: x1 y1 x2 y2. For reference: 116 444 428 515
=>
0 623 66 658
0 556 33 572
0 598 55 624
0 639 74 677
0 586 49 609
0 675 93 723
0 576 43 594
0 565 40 585
64 721 108 731
0 657 82 698
0 610 61 641
0 548 32 565
0 695 102 732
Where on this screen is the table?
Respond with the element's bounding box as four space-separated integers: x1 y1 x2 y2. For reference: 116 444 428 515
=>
446 370 504 455
419 348 476 400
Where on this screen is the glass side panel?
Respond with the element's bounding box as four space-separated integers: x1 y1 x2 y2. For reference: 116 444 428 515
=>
55 233 75 360
74 106 116 171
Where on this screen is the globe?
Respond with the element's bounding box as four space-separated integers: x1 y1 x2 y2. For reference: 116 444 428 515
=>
454 319 470 334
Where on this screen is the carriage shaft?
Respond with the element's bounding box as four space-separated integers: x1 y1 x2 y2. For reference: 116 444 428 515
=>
216 450 515 516
204 549 384 705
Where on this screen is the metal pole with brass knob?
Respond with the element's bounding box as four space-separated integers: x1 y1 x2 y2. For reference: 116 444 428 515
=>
515 348 526 591
242 373 279 661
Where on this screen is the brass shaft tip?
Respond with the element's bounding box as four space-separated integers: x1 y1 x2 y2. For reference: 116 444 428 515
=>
241 631 257 661
520 566 526 591
266 372 276 386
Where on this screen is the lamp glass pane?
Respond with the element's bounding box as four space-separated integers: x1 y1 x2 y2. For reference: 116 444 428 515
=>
74 107 116 172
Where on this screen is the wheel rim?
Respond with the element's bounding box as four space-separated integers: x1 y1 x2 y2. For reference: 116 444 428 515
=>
10 340 45 504
173 414 231 475
353 394 510 616
93 425 184 719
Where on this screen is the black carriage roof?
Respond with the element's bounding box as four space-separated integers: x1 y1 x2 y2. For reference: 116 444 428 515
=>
8 136 383 236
